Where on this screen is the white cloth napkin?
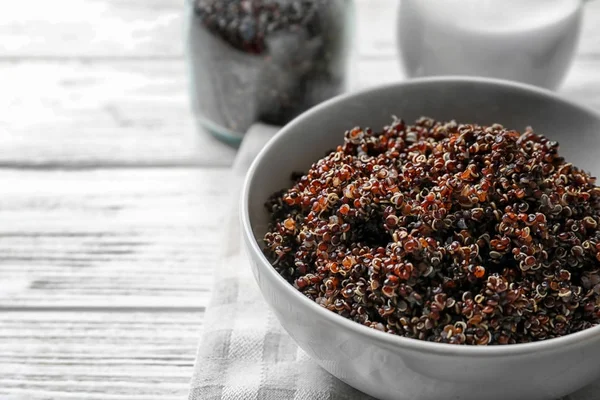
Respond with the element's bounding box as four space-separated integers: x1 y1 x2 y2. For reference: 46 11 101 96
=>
188 124 371 400
188 124 599 400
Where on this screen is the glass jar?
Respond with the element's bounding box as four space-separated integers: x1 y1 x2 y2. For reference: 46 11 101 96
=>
186 0 354 145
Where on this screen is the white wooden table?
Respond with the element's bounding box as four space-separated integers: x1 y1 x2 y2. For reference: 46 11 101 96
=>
1 1 599 398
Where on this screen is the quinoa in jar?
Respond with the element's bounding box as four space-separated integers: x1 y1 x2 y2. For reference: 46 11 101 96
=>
187 0 353 143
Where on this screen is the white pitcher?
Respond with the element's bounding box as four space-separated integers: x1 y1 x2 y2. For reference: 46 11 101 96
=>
397 0 590 89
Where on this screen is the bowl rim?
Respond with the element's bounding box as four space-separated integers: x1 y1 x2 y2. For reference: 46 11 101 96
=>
241 75 600 357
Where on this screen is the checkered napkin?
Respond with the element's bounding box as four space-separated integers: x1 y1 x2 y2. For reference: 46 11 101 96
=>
188 124 600 400
188 124 372 400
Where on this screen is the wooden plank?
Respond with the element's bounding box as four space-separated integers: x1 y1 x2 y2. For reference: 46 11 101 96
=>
0 168 230 307
0 0 186 58
0 311 203 399
1 0 598 59
0 0 388 58
0 57 385 168
4 55 599 168
0 0 386 58
0 60 236 168
1 0 597 169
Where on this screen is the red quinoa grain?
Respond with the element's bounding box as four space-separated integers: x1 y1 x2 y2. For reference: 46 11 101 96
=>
263 117 600 345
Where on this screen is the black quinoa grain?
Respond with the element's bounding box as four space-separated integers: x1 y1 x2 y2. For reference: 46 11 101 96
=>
194 0 323 54
263 117 600 345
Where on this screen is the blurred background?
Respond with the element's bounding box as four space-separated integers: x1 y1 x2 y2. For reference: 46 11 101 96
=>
1 0 599 168
0 0 404 168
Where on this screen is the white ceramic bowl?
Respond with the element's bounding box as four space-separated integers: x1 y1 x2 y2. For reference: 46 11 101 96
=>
241 77 600 400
